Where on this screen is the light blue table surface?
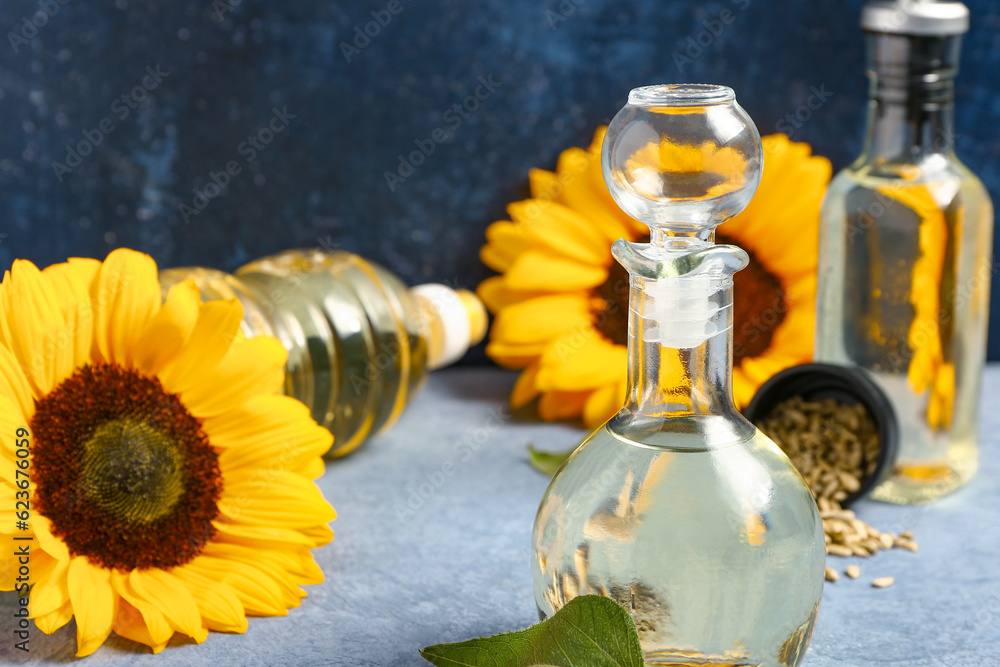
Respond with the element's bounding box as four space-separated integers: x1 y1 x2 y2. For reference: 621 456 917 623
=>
2 367 999 666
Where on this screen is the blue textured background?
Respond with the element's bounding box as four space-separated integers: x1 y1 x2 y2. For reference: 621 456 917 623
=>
0 0 998 356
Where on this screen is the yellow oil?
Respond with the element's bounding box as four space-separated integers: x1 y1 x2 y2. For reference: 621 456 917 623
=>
816 165 992 504
532 422 825 667
160 249 433 456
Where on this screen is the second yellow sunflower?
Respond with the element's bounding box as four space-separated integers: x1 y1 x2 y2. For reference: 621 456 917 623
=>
478 128 831 426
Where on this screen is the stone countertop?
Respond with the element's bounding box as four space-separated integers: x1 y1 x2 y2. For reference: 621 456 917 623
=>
2 367 999 666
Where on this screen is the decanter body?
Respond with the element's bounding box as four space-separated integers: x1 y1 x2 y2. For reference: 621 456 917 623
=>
160 249 486 456
531 85 825 666
815 0 993 503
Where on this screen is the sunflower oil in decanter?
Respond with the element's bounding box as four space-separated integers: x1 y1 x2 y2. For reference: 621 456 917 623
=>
160 249 486 456
534 423 823 667
532 84 825 667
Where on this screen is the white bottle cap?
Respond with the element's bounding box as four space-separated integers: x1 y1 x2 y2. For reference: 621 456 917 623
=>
412 284 488 369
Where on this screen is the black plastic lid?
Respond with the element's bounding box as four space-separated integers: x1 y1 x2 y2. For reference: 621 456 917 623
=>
742 363 899 507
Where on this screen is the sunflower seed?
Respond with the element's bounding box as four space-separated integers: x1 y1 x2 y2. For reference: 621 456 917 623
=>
826 544 854 557
838 471 861 493
755 396 917 577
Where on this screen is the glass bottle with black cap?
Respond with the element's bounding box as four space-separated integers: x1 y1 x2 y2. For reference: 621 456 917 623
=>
815 0 993 504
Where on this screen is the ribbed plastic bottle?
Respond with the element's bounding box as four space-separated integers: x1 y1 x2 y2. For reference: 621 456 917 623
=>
160 249 487 456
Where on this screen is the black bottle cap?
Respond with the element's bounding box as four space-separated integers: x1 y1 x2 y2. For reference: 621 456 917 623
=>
742 363 899 507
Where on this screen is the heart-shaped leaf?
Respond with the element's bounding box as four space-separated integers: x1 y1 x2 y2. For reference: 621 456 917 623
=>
419 595 644 667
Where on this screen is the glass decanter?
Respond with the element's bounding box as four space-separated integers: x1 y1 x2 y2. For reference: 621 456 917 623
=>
530 85 826 666
815 0 993 504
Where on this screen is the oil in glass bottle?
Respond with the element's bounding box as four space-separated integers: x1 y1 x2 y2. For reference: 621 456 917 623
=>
815 0 993 503
531 85 826 666
160 249 486 456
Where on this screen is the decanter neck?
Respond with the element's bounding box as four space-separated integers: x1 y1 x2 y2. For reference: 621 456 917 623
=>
624 273 742 421
612 240 747 423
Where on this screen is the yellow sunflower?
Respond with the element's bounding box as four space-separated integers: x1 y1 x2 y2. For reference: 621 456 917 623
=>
0 249 335 656
478 128 831 426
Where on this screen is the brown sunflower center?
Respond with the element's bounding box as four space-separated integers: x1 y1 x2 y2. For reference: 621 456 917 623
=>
592 233 787 364
31 364 222 570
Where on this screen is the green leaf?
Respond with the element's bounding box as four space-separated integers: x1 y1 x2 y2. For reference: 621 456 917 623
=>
419 595 644 667
527 444 575 476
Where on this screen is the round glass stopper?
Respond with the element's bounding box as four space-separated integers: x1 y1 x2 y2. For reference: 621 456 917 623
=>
602 84 763 240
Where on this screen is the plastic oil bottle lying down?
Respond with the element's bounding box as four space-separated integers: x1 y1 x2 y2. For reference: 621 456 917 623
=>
161 249 487 456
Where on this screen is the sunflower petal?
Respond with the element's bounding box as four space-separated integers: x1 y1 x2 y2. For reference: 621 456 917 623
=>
130 569 208 643
156 298 245 396
508 200 611 265
202 541 323 589
529 168 560 200
33 515 69 562
179 335 287 418
91 248 160 369
133 279 202 376
0 260 74 396
184 556 287 616
504 251 607 291
67 556 117 657
535 331 627 391
202 394 309 448
480 245 518 274
490 294 593 345
110 572 174 649
113 601 170 654
297 524 335 548
583 381 625 427
0 394 28 460
0 346 33 421
480 221 530 272
475 276 549 313
300 456 326 480
28 555 70 618
214 398 332 476
538 389 592 421
170 566 248 633
211 521 318 549
510 362 541 408
554 147 631 241
35 600 74 635
484 340 547 369
42 257 100 370
218 470 336 528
